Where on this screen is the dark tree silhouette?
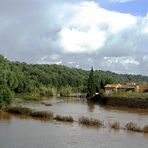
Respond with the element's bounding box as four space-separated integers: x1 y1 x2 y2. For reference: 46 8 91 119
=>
87 67 96 97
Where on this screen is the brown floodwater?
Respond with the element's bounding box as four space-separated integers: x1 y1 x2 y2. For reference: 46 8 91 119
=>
0 97 148 148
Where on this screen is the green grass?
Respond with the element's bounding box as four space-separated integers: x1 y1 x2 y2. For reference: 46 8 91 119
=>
14 93 41 101
108 92 148 100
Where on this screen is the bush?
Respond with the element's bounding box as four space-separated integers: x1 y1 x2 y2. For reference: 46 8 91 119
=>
54 115 74 122
0 85 13 108
79 116 103 127
31 111 53 119
125 122 142 132
39 87 57 96
7 106 33 115
59 85 73 96
109 121 120 129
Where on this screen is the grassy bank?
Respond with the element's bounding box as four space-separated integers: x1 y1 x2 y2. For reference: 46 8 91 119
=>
14 93 41 101
108 92 148 100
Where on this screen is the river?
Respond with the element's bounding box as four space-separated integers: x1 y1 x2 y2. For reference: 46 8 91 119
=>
0 97 148 148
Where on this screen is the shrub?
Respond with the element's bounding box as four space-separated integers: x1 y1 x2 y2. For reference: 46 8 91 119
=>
39 87 57 96
59 85 73 96
0 85 13 108
31 111 53 119
79 116 103 127
125 122 142 132
7 106 33 115
54 115 74 122
109 121 120 129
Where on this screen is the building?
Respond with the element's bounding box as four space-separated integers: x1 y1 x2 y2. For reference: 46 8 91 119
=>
104 83 139 94
104 84 121 94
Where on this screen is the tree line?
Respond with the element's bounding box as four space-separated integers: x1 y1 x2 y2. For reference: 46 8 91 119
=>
0 54 148 107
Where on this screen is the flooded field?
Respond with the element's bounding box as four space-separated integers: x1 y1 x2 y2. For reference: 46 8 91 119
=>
0 97 148 148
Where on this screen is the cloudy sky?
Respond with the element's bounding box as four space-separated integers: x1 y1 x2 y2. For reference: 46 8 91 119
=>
0 0 148 75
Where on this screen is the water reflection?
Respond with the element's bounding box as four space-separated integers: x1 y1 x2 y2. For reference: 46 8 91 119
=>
0 112 11 122
87 100 95 112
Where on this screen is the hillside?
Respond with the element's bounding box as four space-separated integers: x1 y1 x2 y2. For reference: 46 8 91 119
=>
0 54 148 94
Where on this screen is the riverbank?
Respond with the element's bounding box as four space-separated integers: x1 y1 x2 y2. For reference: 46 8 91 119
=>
92 95 148 109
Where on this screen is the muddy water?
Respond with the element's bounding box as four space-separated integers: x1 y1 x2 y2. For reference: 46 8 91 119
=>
22 97 148 127
0 97 148 148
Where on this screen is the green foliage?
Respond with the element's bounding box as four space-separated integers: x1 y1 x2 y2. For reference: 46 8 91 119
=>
99 89 105 97
59 85 73 96
39 86 57 96
108 92 148 100
87 67 96 97
0 85 13 108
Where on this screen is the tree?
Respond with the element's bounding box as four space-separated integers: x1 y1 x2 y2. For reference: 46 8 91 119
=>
0 85 13 108
87 67 96 97
100 79 105 90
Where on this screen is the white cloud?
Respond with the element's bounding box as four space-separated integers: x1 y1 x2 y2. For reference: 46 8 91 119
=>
67 1 136 33
104 56 140 66
68 61 76 64
142 14 148 34
41 56 47 61
143 55 148 61
56 61 62 65
88 58 94 63
57 1 136 54
60 27 106 53
51 54 60 60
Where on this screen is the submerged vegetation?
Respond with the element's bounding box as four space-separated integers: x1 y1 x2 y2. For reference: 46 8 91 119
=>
3 106 148 133
54 115 74 122
6 106 33 115
30 111 53 119
109 121 120 130
125 122 142 132
79 116 103 127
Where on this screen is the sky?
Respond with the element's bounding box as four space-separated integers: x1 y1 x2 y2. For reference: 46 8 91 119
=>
0 0 148 75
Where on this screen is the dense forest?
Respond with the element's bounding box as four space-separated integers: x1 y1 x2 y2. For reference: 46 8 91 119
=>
0 54 148 107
